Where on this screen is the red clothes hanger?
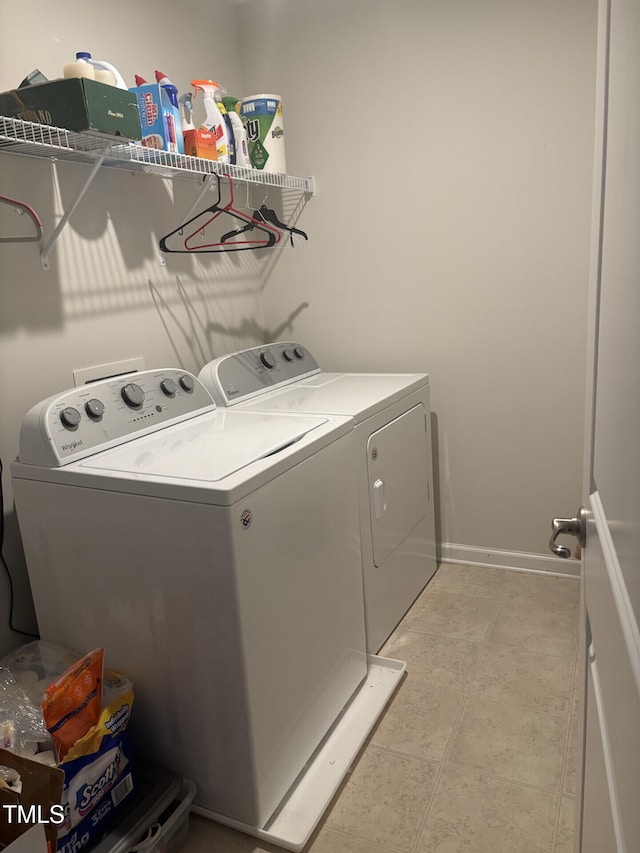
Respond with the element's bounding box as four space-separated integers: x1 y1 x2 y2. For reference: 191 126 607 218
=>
0 193 43 243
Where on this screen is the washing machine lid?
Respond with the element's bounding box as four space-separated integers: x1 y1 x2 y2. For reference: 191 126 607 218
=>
78 409 332 482
236 373 428 422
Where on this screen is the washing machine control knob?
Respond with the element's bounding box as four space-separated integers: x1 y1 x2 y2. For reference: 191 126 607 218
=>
179 375 195 393
121 383 145 409
84 399 105 421
260 351 276 369
60 407 81 429
293 347 305 360
282 348 294 362
160 378 177 397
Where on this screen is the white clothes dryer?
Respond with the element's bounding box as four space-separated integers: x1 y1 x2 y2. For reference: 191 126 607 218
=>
11 368 404 852
198 343 437 654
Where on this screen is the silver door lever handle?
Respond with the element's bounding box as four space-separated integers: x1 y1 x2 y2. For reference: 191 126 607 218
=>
549 508 586 558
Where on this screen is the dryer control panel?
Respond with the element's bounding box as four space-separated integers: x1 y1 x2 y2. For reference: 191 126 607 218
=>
199 341 321 406
18 369 216 467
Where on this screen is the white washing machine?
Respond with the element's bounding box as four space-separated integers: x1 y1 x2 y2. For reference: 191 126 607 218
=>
198 342 437 654
11 368 404 851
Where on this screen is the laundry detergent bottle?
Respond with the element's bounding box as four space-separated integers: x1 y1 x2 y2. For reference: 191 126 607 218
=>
191 79 231 163
225 102 251 167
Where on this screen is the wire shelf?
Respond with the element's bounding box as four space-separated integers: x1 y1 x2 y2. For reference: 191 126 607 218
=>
0 115 315 194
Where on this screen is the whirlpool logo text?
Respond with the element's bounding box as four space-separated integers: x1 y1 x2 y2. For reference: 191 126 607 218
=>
61 439 83 452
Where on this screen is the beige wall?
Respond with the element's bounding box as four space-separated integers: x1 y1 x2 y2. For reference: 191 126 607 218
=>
237 0 597 559
0 0 597 655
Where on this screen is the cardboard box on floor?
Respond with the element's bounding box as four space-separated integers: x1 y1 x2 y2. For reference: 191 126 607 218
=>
4 825 48 852
0 750 64 851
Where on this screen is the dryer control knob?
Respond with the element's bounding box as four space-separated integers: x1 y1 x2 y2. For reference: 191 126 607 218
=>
85 399 105 421
179 375 195 393
121 383 145 409
293 347 305 360
160 378 177 397
260 351 277 369
60 407 81 429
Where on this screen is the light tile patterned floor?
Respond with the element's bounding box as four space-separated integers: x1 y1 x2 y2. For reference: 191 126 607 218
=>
182 564 580 853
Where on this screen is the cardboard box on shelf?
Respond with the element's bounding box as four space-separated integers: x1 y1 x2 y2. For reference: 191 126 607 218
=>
183 128 217 161
0 78 141 138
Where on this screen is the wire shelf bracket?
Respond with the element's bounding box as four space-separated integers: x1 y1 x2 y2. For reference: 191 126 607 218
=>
0 116 315 270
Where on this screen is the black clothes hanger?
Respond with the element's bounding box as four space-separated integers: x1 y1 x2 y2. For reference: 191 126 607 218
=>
0 193 43 243
257 204 308 247
220 207 310 246
159 175 280 253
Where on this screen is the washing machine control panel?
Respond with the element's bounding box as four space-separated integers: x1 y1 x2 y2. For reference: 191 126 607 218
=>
200 341 321 406
19 369 216 467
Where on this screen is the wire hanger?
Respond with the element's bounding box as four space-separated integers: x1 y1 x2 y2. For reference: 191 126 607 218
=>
0 193 43 243
159 175 281 254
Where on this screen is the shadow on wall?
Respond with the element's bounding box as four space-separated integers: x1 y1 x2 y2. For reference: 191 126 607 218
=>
149 276 309 368
0 154 306 332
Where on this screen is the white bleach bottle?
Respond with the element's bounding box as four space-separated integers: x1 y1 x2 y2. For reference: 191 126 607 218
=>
63 52 96 81
64 52 127 88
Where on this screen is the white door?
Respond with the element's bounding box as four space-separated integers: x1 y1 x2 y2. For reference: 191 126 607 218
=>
550 0 640 849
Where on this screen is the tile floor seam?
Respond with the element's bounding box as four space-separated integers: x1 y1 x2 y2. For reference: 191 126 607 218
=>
372 742 444 770
559 642 581 803
407 635 491 852
475 576 505 643
323 740 441 853
465 684 576 722
392 624 498 654
482 645 579 662
407 759 446 853
479 640 580 662
407 688 474 852
430 612 496 766
550 793 564 853
440 758 567 797
322 825 410 853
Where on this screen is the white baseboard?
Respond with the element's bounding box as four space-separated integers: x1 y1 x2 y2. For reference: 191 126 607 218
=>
439 542 580 578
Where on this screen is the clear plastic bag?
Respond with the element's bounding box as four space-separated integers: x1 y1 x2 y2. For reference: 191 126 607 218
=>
1 641 82 707
0 665 50 766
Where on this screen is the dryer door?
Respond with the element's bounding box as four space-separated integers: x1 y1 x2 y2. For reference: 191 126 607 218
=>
367 404 429 567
